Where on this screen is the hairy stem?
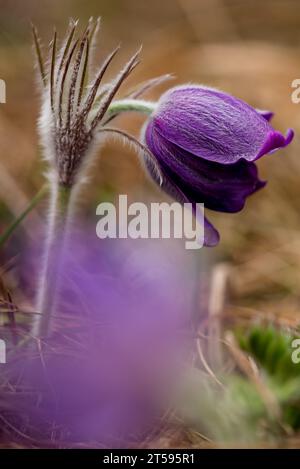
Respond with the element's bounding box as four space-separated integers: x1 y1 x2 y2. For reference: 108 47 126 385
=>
106 99 157 118
34 182 73 338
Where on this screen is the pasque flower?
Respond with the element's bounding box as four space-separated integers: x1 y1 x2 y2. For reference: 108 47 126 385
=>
31 19 294 335
142 85 294 246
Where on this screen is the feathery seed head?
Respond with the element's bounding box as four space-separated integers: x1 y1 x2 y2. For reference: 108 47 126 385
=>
32 19 140 186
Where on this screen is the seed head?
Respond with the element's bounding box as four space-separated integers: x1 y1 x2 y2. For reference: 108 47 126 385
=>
32 19 141 186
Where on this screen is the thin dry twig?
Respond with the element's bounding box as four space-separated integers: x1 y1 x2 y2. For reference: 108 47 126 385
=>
207 263 231 370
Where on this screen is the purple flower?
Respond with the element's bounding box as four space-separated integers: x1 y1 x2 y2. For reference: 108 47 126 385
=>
143 85 294 246
7 233 195 447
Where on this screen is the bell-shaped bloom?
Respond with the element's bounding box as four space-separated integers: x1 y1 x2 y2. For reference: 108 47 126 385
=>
143 85 294 246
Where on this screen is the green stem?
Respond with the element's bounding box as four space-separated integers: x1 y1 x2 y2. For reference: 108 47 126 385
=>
34 183 72 338
0 185 48 248
106 99 157 118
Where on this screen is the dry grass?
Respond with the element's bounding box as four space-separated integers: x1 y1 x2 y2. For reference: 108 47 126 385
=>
1 0 300 449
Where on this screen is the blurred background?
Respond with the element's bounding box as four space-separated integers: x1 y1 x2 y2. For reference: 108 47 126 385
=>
0 0 300 325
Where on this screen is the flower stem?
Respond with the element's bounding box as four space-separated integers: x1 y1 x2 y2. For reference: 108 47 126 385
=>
106 99 157 118
34 99 157 338
34 182 72 338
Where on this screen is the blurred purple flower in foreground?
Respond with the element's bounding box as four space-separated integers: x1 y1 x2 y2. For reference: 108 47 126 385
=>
8 234 195 447
143 85 294 246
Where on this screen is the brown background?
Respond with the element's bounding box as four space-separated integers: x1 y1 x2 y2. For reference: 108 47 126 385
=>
1 0 300 320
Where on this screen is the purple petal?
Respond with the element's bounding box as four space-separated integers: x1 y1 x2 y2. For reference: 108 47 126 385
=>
153 86 293 164
256 128 294 158
142 143 220 247
256 109 274 122
145 121 266 214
